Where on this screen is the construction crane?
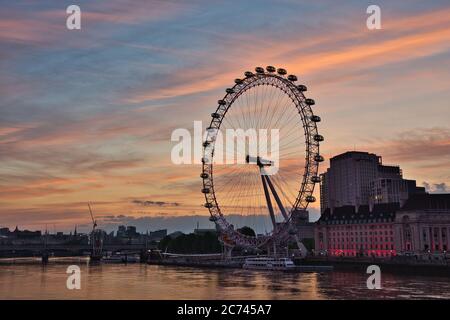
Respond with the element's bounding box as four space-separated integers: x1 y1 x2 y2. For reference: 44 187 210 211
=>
88 203 103 262
88 203 97 230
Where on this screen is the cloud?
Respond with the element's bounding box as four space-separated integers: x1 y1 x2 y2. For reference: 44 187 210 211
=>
124 6 450 103
435 183 449 192
363 127 450 163
0 1 190 45
132 199 180 207
423 182 450 193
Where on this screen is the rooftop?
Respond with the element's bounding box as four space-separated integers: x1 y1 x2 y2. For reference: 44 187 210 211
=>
402 193 450 210
318 194 450 224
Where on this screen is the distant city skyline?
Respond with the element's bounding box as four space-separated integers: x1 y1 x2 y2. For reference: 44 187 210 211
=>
1 1 449 231
0 213 320 236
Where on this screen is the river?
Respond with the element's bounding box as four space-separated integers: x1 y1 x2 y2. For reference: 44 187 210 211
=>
1 260 449 299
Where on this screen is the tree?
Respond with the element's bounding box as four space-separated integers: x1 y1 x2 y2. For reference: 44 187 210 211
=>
157 232 221 254
237 226 256 237
302 238 315 251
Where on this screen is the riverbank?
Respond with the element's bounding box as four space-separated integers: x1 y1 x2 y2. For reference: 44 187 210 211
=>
0 256 90 265
3 255 450 277
301 257 450 276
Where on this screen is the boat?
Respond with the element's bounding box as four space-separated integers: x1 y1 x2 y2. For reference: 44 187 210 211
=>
122 254 139 263
243 257 295 271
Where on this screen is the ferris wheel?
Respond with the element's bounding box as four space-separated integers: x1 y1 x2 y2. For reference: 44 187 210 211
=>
201 66 323 250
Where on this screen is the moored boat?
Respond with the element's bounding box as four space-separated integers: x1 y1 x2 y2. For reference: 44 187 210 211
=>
243 257 295 271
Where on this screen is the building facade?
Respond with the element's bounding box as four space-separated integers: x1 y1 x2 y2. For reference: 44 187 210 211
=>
291 209 315 240
315 203 397 257
320 151 424 214
315 194 450 258
394 194 450 253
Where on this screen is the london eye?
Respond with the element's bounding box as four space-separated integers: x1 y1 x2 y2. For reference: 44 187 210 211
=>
201 66 323 251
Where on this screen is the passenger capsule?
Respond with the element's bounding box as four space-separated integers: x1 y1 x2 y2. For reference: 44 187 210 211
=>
311 175 321 183
277 68 287 75
314 134 324 142
201 188 210 194
204 203 213 209
305 98 315 106
310 115 321 122
226 88 235 94
297 85 307 92
255 67 265 74
208 135 217 142
306 195 316 202
244 71 254 77
200 173 209 179
234 78 243 84
266 66 276 73
211 112 221 119
287 75 297 81
218 100 226 105
207 127 220 135
314 155 324 162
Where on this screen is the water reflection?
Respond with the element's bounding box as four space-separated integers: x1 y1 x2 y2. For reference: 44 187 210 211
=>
0 263 449 299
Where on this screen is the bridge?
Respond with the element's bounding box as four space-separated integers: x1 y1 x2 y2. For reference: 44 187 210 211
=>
0 243 157 257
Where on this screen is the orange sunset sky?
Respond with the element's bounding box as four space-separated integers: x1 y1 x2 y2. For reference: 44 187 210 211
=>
0 1 449 233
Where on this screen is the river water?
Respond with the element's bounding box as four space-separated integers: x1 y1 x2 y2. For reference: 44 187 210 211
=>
1 261 450 299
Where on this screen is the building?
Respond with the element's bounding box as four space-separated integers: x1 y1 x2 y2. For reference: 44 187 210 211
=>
315 203 397 257
369 178 424 208
320 151 381 212
290 209 315 240
194 228 217 236
148 229 167 242
168 231 184 239
8 226 42 244
116 225 127 237
0 227 9 236
315 194 450 258
320 151 424 213
116 225 139 239
126 226 138 237
394 194 450 253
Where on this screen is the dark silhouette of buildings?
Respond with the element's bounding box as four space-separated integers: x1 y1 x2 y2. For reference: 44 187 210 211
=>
315 151 450 259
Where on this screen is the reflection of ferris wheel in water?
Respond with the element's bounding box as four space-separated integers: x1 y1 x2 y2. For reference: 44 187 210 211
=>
201 66 323 251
